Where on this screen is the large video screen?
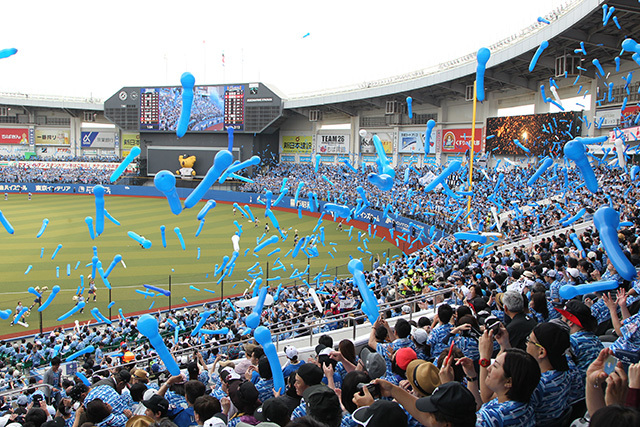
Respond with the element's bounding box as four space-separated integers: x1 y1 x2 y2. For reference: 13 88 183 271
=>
485 111 582 156
140 84 244 132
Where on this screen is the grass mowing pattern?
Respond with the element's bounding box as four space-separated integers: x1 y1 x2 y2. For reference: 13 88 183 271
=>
0 193 401 331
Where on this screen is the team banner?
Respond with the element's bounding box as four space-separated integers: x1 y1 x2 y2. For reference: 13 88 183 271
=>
316 134 349 154
398 131 427 154
80 131 116 148
361 131 394 154
0 128 29 145
282 135 312 154
35 129 70 145
440 128 483 153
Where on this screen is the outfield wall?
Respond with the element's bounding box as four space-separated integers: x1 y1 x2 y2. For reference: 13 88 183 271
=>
0 182 443 252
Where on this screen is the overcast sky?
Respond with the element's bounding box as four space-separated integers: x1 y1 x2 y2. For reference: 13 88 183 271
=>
0 0 570 100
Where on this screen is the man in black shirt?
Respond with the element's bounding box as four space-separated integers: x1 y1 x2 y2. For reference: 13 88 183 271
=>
502 291 536 350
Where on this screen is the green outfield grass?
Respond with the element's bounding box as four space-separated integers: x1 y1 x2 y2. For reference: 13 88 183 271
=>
0 193 400 332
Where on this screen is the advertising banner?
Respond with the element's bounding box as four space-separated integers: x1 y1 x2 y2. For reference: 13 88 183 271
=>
594 109 620 128
0 128 29 145
35 129 70 145
360 131 394 154
282 135 312 154
280 155 295 162
398 131 427 154
609 126 640 142
622 106 640 129
316 134 349 154
440 128 483 153
16 161 137 173
80 131 116 148
122 133 140 157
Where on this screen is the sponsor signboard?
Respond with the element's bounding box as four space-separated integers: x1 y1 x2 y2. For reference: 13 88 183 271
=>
440 128 483 153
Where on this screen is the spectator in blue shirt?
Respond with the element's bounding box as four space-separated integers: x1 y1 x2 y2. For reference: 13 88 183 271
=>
527 322 574 426
427 304 454 364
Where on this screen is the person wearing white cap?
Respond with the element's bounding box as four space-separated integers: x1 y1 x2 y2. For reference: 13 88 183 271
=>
282 346 304 378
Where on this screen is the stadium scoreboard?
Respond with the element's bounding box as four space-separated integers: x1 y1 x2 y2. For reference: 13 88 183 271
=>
105 82 282 134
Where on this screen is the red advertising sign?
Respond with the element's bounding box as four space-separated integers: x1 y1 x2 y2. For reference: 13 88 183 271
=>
0 128 29 145
440 128 483 153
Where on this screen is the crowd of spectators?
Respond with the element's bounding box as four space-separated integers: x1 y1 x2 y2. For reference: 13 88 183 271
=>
1 158 640 425
241 160 617 240
158 88 224 132
0 165 112 185
0 155 122 163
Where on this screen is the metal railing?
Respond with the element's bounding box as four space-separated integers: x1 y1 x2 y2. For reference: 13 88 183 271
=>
84 286 454 377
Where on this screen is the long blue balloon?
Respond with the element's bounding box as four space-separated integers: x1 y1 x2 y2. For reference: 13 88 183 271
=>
104 254 123 278
562 208 586 226
160 225 167 248
254 326 285 394
0 48 17 59
406 97 413 118
0 209 14 234
85 217 95 240
254 235 279 253
128 231 152 249
66 345 95 361
137 314 181 376
529 40 549 72
368 173 393 191
191 310 213 336
51 244 63 260
197 200 217 221
94 185 106 235
36 218 49 238
349 259 378 324
425 161 462 192
564 138 598 193
174 227 186 250
323 203 351 218
91 307 112 325
594 206 636 281
476 47 491 102
110 146 141 182
176 72 195 138
527 158 554 186
57 301 85 322
559 280 618 299
144 284 171 296
154 171 182 215
184 150 234 209
219 156 260 183
454 232 487 243
246 285 268 329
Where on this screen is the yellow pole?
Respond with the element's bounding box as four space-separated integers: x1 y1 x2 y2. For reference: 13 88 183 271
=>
467 80 478 219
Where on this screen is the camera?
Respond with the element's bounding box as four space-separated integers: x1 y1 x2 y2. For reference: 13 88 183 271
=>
484 316 502 336
356 382 381 399
32 394 43 404
461 325 482 340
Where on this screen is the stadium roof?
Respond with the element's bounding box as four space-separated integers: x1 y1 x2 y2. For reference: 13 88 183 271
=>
283 0 639 114
0 92 103 111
